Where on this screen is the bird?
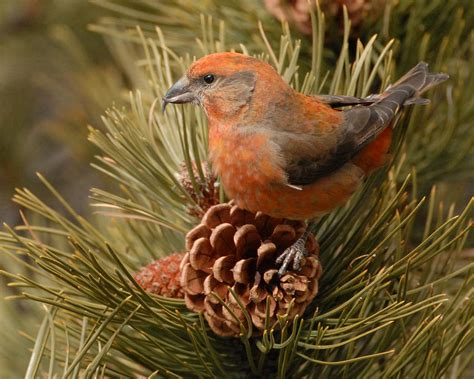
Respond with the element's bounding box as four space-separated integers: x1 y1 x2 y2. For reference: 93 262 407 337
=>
162 52 448 274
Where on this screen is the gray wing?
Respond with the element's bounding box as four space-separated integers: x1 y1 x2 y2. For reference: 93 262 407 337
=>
286 104 394 185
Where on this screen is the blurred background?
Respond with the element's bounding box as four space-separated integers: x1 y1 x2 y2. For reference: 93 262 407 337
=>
0 0 472 376
0 0 124 373
0 0 123 226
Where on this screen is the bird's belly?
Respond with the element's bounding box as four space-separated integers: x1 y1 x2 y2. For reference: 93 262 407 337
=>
221 161 364 220
210 128 365 220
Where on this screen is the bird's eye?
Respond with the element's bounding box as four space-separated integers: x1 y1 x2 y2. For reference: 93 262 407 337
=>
203 74 215 84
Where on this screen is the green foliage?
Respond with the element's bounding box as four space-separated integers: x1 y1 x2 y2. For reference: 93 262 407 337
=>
90 0 280 54
0 1 473 378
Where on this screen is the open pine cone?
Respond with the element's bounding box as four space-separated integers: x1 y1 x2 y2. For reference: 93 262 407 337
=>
180 203 322 337
264 0 385 35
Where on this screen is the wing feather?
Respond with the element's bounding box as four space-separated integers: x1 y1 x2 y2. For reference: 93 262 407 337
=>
286 105 387 185
314 94 379 108
283 62 448 186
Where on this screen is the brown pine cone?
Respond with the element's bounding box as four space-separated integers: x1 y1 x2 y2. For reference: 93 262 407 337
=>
323 0 385 29
180 203 322 337
177 161 220 218
264 0 385 35
134 252 185 298
264 0 314 35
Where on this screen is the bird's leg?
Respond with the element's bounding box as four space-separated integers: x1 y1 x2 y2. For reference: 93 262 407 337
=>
276 224 313 275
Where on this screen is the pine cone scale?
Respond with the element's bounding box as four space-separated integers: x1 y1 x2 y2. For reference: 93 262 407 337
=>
233 258 257 284
189 237 214 273
186 224 212 250
210 223 236 255
181 262 207 295
234 224 261 258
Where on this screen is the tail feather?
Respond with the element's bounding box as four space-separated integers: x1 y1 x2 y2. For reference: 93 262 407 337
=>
346 62 448 153
384 62 449 106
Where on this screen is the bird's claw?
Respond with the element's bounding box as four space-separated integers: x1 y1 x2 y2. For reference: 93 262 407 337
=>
276 237 308 276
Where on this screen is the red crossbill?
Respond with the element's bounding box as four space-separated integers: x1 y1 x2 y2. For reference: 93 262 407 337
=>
163 52 448 273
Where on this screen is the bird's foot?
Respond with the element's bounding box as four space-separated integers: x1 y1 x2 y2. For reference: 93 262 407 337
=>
276 230 310 275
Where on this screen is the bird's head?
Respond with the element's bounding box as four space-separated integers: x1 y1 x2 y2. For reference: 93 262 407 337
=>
163 52 289 123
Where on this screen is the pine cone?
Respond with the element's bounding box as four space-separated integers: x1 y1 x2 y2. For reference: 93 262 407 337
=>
323 0 385 29
180 203 322 337
134 252 185 298
177 161 220 218
264 0 313 35
264 0 385 35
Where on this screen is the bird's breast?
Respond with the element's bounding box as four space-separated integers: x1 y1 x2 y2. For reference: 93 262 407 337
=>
209 126 285 191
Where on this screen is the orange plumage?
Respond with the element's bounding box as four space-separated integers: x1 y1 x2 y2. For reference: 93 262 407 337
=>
163 53 448 220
